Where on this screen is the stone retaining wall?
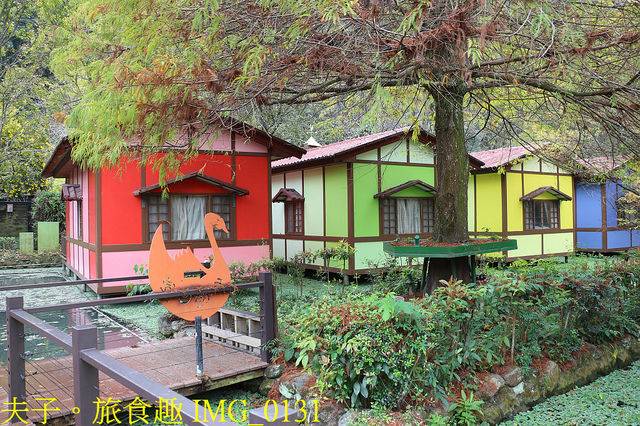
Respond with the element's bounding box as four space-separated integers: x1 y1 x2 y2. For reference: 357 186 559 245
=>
479 336 640 424
261 336 640 425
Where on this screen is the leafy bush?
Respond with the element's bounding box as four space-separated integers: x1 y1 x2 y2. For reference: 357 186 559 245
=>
0 236 18 250
31 189 65 227
278 253 640 411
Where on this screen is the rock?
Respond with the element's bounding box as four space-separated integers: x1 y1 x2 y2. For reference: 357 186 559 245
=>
279 381 298 400
624 336 640 357
265 364 285 379
259 378 276 396
542 360 560 393
278 372 314 401
337 410 357 426
520 377 542 407
314 401 345 426
511 382 524 395
477 374 505 398
174 325 196 338
615 346 632 367
157 314 188 338
500 366 523 387
291 372 314 399
495 385 517 419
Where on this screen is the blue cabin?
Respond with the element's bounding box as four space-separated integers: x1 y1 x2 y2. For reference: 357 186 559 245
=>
575 159 640 252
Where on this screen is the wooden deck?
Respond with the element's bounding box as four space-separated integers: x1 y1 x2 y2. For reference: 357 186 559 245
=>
0 337 267 424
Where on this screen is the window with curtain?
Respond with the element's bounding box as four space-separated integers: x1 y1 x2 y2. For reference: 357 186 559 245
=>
146 194 231 241
285 200 304 234
382 198 434 235
524 200 559 229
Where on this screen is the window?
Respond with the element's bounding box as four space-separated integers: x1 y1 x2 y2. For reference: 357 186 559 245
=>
524 200 559 229
616 197 639 227
146 194 231 241
77 201 83 240
382 198 434 235
285 200 304 234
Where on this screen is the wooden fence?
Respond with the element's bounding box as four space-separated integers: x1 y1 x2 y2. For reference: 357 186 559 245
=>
3 272 278 425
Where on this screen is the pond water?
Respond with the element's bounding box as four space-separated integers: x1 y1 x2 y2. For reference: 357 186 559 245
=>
0 267 146 365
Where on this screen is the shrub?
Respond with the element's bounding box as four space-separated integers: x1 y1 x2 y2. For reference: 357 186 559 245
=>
278 254 640 411
31 189 65 228
0 236 18 250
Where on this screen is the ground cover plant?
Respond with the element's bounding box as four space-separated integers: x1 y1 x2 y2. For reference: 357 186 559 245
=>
501 358 640 425
101 251 640 424
274 252 640 422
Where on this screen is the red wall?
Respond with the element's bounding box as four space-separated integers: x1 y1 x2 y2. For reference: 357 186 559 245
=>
235 155 270 240
99 153 271 245
101 161 144 245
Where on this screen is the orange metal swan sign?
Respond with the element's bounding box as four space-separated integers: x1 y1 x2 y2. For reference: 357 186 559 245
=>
148 213 231 321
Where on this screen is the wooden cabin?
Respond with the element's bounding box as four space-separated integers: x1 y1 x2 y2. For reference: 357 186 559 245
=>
470 146 575 261
271 128 484 276
574 158 640 252
42 124 304 295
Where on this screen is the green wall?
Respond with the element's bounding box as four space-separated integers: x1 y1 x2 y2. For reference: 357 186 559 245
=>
353 163 379 237
324 164 348 237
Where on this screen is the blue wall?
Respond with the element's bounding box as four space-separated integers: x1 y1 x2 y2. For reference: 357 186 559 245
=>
576 231 602 250
605 181 619 228
575 181 601 228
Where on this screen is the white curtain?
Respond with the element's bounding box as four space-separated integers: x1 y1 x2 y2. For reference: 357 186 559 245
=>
397 199 421 234
171 195 206 240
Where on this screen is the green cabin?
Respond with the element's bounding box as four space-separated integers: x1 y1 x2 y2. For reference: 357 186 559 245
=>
470 146 575 261
271 128 483 275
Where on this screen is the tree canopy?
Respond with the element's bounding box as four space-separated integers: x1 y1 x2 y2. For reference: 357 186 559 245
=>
0 0 69 201
55 0 640 242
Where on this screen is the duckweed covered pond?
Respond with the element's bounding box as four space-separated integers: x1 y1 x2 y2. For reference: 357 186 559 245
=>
501 359 640 425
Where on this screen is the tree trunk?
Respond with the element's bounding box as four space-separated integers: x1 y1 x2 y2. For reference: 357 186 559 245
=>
420 87 473 290
432 88 469 243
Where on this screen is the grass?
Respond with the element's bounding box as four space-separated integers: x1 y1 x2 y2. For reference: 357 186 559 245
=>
98 272 374 341
99 301 168 341
223 271 374 313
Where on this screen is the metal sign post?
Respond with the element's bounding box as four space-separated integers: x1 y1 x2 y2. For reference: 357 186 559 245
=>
195 316 203 376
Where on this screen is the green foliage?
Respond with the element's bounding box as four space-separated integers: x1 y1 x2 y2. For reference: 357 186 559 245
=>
31 189 65 226
0 236 18 250
448 390 484 426
279 254 640 411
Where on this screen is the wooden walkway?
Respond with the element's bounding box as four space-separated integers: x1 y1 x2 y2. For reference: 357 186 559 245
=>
0 337 267 424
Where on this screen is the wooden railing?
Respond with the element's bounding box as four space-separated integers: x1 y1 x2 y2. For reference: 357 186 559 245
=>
3 272 278 425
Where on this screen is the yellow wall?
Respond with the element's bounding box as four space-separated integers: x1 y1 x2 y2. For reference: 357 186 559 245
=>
543 233 573 255
506 173 523 232
474 159 575 260
510 234 542 258
468 176 476 233
475 174 503 233
558 175 574 228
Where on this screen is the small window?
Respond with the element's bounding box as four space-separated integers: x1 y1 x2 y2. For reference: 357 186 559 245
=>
147 194 232 241
285 200 304 234
77 201 83 240
524 200 559 230
382 198 434 235
616 196 639 228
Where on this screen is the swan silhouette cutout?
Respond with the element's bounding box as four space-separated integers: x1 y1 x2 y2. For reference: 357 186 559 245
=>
148 213 231 321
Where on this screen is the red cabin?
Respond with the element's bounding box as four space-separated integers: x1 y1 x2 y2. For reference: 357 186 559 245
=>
42 124 304 295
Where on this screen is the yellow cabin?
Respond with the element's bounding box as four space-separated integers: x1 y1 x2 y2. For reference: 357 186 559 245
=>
470 146 575 261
